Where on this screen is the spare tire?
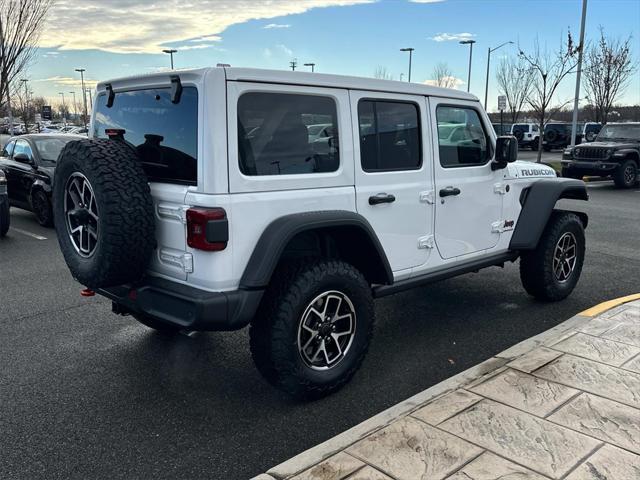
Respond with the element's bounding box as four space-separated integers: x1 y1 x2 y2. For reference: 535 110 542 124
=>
53 138 155 288
514 130 524 142
544 129 558 143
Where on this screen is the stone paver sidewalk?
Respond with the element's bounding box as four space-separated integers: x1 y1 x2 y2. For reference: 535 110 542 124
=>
256 297 640 480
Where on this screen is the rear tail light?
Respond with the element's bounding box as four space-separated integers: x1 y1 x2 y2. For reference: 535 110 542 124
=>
186 207 228 251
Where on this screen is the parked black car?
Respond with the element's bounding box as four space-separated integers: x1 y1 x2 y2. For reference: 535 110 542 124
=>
0 169 9 237
0 134 83 226
542 123 575 151
562 122 640 188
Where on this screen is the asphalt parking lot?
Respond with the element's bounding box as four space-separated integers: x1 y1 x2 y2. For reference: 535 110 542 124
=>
1 160 639 479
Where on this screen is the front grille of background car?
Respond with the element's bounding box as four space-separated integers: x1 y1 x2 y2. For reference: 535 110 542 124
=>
575 147 607 160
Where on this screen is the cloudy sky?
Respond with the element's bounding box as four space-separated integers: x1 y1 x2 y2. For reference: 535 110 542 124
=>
28 0 640 111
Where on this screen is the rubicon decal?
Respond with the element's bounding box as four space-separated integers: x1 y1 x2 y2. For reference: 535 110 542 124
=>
520 168 556 177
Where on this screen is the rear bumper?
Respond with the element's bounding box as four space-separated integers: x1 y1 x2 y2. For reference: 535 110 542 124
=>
98 276 264 331
561 159 619 175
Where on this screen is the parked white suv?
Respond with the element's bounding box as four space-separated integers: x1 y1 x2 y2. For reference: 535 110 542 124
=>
510 123 541 150
52 68 588 398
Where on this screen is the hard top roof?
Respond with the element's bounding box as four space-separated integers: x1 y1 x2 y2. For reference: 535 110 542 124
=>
97 66 479 102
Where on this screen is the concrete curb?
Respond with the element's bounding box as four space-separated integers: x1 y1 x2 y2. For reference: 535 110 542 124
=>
260 309 607 480
255 295 639 480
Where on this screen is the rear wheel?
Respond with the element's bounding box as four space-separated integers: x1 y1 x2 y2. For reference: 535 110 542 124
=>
249 259 374 399
520 211 585 301
530 138 539 151
613 160 638 189
31 190 53 227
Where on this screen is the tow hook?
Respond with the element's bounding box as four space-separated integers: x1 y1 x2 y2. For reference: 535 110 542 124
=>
80 288 95 297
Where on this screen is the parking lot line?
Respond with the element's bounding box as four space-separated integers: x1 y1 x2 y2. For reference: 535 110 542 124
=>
9 227 48 240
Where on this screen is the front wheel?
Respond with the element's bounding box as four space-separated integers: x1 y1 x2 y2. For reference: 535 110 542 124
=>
520 211 585 301
249 259 374 399
31 190 53 227
613 160 638 189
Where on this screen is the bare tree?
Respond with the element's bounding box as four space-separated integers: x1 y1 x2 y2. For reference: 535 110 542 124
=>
0 0 53 127
519 34 579 162
495 56 534 123
583 28 636 125
11 83 32 132
373 66 394 81
431 62 457 88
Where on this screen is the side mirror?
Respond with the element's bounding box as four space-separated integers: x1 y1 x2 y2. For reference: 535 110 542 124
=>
13 153 33 165
492 135 518 170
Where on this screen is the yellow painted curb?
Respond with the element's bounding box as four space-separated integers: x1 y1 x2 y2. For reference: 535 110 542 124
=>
580 293 640 317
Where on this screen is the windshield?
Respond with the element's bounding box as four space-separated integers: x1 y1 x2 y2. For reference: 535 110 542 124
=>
33 137 75 164
596 124 640 141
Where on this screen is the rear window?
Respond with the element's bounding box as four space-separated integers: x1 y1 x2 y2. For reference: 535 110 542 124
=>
93 87 198 185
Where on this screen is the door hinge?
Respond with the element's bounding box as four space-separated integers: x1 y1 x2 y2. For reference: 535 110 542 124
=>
491 220 515 233
418 234 435 249
419 190 435 205
494 183 509 195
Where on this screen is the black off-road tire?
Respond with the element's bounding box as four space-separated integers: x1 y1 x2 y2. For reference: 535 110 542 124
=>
249 259 374 399
520 211 585 302
613 159 638 189
53 139 155 288
31 190 53 227
132 313 182 334
0 201 9 237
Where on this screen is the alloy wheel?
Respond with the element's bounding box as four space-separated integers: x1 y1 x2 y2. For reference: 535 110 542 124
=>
64 172 99 257
553 232 577 283
297 290 356 371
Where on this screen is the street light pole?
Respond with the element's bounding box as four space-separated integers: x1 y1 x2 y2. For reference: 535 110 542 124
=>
484 41 513 109
459 40 476 92
69 91 77 121
570 0 588 147
86 88 93 111
400 48 414 82
75 68 88 127
162 49 177 70
20 79 29 132
303 63 316 72
59 92 67 128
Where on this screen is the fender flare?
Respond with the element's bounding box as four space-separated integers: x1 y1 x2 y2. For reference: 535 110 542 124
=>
510 178 588 251
239 210 393 289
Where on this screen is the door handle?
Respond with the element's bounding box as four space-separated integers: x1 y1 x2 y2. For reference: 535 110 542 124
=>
368 193 396 205
439 187 461 198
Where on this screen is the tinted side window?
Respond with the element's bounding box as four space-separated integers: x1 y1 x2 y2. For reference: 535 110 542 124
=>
358 100 421 171
437 106 489 168
237 92 339 176
93 87 198 185
1 140 15 158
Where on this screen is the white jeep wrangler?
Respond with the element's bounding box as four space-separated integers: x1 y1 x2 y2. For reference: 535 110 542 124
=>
52 67 588 398
510 122 541 150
